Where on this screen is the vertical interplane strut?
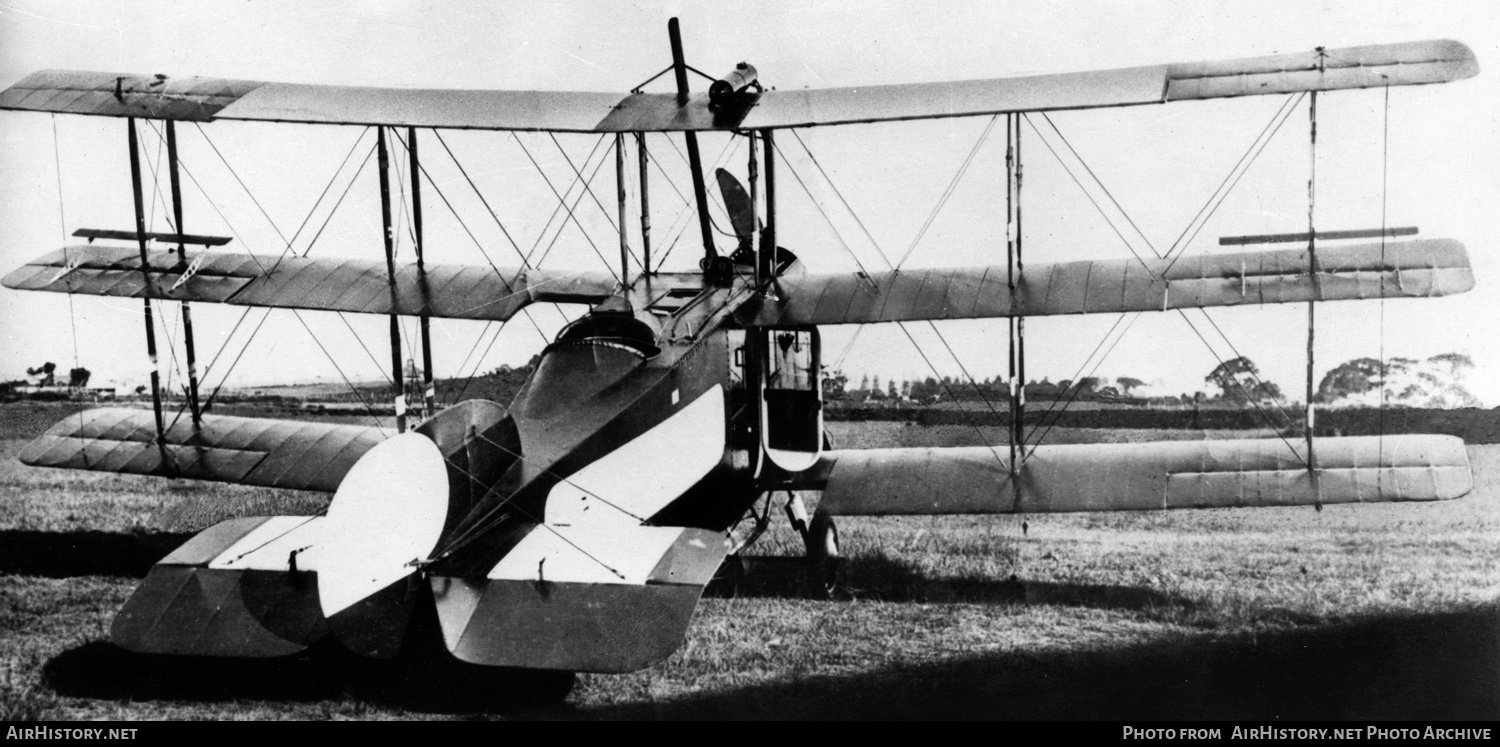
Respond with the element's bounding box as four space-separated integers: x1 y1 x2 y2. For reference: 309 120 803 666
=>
747 131 759 287
1010 113 1027 496
1306 49 1326 504
616 133 630 286
408 127 436 421
376 127 407 433
126 118 170 467
636 132 652 278
760 130 777 283
164 121 202 426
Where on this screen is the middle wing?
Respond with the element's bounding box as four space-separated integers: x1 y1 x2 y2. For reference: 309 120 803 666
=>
1 245 619 321
741 239 1472 326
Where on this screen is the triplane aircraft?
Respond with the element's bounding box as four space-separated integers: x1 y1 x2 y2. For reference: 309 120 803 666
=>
0 21 1481 700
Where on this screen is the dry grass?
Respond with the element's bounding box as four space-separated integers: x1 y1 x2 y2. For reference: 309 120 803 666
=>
0 402 1495 719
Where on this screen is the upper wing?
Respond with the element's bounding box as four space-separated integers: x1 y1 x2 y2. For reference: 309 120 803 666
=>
0 40 1475 132
22 408 392 491
745 39 1478 129
740 238 1473 326
0 245 619 321
799 435 1472 515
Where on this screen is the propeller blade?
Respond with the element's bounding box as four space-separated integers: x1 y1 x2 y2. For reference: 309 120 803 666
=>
714 168 755 242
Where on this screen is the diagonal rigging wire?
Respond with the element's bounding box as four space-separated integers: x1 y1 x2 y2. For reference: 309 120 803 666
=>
169 147 375 420
895 321 1007 467
508 133 620 280
336 312 395 387
427 130 528 265
780 130 1011 431
515 134 610 266
786 130 888 271
1020 106 1303 435
1189 306 1299 426
292 144 378 263
50 115 81 389
512 134 618 272
776 135 1008 467
1037 112 1162 259
192 123 371 273
893 114 1000 270
1162 93 1305 265
658 131 742 240
1161 93 1306 272
287 309 387 429
1175 309 1306 462
160 127 389 429
425 428 644 572
1023 312 1141 452
134 128 189 398
546 133 625 241
1016 98 1306 452
392 129 550 344
649 134 740 271
1020 113 1156 274
766 137 878 281
450 321 509 403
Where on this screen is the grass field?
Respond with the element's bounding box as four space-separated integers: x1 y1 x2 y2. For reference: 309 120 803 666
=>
0 402 1496 719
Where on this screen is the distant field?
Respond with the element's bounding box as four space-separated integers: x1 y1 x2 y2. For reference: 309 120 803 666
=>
0 402 1495 719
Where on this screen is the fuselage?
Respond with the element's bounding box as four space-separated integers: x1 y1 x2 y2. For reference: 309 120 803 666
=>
427 264 816 579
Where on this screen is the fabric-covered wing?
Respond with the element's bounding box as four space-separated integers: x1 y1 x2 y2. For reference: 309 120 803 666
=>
741 239 1472 326
744 39 1478 129
0 40 1475 132
21 408 392 491
1 245 619 321
803 435 1471 515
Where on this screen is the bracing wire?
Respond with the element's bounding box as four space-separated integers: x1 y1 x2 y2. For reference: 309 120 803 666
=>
507 133 619 279
1015 97 1308 455
894 115 1000 269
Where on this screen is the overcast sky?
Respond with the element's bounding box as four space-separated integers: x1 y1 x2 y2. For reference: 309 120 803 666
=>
1 0 1496 404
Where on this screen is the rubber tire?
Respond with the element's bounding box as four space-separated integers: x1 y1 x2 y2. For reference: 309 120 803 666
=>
804 509 841 597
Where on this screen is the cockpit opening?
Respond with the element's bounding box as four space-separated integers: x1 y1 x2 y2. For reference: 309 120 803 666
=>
552 304 661 360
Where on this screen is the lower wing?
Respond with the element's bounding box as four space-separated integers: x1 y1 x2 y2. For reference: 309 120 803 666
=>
801 435 1471 514
21 407 392 491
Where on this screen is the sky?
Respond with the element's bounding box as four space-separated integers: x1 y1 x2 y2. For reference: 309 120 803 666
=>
1 0 1497 404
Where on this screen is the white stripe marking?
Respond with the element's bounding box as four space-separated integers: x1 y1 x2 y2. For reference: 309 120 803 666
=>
545 384 724 528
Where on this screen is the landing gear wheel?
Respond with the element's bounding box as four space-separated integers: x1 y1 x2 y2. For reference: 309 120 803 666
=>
804 509 840 597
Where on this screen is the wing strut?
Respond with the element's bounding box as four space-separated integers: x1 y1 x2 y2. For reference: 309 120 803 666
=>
635 132 652 278
377 127 407 433
164 121 202 426
615 133 631 285
126 118 171 467
1304 53 1325 505
408 127 436 421
761 130 777 283
667 18 718 280
1007 112 1026 506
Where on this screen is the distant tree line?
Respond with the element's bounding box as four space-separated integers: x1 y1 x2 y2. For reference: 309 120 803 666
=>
824 350 1480 409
